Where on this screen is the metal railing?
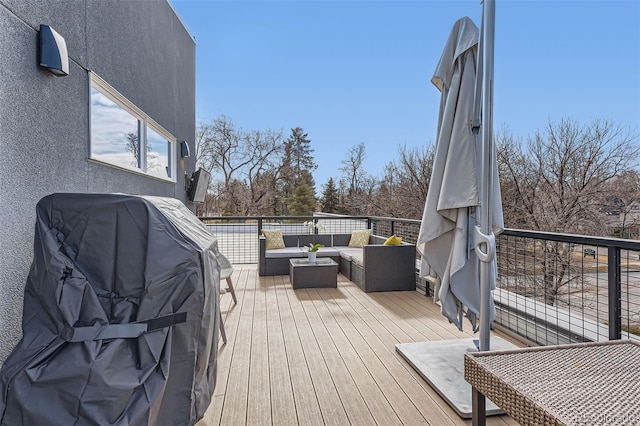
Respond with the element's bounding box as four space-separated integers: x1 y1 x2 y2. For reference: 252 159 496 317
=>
495 229 640 345
200 215 640 346
200 215 371 264
200 214 423 263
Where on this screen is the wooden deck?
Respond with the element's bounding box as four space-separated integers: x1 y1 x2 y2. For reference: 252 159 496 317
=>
197 265 518 426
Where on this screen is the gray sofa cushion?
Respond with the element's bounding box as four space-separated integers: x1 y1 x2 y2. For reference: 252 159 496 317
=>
315 247 342 257
264 247 306 258
351 253 364 267
338 248 361 261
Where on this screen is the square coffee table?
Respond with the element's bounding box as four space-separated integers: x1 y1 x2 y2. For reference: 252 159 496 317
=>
289 258 338 289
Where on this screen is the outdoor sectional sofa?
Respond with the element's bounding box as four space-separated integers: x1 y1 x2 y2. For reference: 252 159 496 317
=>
258 232 416 292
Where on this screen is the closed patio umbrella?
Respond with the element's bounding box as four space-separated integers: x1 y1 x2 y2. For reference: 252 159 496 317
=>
398 4 509 418
416 15 503 333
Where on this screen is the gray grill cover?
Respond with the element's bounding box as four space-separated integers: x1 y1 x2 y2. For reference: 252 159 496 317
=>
0 193 220 425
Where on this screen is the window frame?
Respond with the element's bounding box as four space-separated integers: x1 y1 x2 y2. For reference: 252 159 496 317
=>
89 72 177 182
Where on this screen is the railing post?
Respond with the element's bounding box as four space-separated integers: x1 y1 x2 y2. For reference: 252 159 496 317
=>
607 246 622 340
390 220 395 236
258 218 263 236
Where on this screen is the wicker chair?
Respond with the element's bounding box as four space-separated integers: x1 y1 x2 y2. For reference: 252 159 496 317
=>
218 253 236 344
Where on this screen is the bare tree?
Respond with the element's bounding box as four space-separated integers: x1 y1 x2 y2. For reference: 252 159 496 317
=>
195 122 215 173
497 129 536 230
337 143 380 215
196 116 249 186
195 116 249 214
196 116 286 215
243 129 284 214
498 118 640 305
603 170 640 239
373 144 435 218
499 118 639 234
340 143 367 192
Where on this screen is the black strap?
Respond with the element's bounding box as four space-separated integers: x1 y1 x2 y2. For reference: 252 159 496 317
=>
61 312 187 342
62 323 148 342
143 312 188 331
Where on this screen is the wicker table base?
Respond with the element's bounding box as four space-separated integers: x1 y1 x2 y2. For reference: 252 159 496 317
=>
289 258 338 289
464 340 640 426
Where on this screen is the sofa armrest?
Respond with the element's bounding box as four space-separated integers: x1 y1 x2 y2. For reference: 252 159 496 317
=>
259 236 267 275
361 243 416 292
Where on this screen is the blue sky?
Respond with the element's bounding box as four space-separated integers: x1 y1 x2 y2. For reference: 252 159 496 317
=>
170 0 640 188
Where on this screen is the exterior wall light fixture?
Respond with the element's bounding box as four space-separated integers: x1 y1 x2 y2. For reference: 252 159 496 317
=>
180 140 191 158
39 25 69 76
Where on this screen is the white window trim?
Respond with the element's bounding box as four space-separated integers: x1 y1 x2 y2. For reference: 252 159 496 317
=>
89 72 177 182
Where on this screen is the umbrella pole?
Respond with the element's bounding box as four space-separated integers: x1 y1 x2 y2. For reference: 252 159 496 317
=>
478 0 496 353
473 1 496 425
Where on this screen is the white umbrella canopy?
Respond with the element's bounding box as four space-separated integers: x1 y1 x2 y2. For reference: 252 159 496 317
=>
417 16 504 332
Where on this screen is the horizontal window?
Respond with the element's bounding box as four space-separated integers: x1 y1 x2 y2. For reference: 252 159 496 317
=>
89 74 176 181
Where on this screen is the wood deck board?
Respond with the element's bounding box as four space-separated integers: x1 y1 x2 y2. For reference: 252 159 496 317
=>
273 274 325 426
219 268 254 425
317 285 460 425
264 275 298 426
199 268 249 426
197 266 517 426
282 284 352 425
385 295 466 340
339 283 429 344
333 277 478 424
296 289 379 426
247 269 272 426
310 287 429 425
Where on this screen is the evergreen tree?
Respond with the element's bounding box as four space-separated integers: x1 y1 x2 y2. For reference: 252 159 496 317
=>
288 181 317 216
320 178 340 213
279 127 317 214
284 127 316 178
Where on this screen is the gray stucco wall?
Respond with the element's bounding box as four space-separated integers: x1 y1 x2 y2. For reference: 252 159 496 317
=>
0 0 196 364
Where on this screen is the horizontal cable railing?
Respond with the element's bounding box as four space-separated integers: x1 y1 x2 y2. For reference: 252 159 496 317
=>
200 215 640 346
496 229 640 345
